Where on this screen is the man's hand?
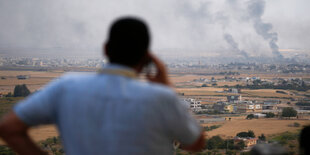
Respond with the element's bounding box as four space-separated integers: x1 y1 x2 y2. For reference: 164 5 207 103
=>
180 132 205 152
146 53 172 86
0 112 48 155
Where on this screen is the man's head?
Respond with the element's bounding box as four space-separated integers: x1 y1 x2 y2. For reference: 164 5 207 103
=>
105 17 150 67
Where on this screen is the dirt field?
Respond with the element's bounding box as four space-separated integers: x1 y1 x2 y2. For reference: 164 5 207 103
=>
241 89 293 98
0 71 63 93
204 117 310 138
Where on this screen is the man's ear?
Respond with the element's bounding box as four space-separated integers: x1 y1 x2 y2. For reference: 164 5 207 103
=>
141 51 151 67
103 43 108 57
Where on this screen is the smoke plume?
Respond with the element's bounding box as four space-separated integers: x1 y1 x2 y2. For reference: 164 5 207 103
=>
223 33 248 58
247 0 284 59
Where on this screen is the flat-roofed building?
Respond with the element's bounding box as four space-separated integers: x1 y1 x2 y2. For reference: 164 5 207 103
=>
237 104 262 113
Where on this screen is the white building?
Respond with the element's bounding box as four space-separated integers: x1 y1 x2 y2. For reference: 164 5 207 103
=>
184 98 202 111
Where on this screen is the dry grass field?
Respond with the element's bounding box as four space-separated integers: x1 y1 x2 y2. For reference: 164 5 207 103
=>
241 89 293 98
176 87 224 96
239 73 310 80
0 71 63 93
204 117 310 138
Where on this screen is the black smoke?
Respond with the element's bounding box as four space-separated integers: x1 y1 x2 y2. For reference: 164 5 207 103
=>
223 33 249 58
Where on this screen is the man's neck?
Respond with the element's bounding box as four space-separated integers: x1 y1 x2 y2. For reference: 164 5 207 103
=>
109 63 142 74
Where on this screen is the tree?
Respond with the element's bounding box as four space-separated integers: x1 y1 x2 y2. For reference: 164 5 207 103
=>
224 139 235 150
206 136 225 150
236 132 248 138
265 112 275 118
201 84 208 87
258 134 266 141
236 130 255 138
246 114 254 119
13 84 31 97
226 150 237 155
247 130 255 138
282 107 297 118
234 141 245 150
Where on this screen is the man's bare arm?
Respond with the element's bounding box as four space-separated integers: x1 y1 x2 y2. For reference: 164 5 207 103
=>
0 112 47 155
180 132 205 152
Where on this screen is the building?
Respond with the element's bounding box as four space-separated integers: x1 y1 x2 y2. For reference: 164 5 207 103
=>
237 104 262 113
227 95 242 103
234 137 258 148
262 104 278 110
254 113 266 118
184 98 202 111
229 88 241 93
213 102 234 113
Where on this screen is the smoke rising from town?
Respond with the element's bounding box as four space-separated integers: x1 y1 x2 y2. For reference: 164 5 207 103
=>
223 33 249 58
246 0 283 59
0 0 309 61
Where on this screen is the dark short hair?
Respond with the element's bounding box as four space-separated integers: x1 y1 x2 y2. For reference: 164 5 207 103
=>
300 125 310 155
106 17 150 66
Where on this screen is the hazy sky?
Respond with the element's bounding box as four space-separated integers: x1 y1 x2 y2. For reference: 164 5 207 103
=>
0 0 309 57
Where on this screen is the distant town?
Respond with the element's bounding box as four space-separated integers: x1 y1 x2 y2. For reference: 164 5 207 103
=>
1 56 310 74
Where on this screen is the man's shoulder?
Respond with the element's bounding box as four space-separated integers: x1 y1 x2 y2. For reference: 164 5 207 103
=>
55 72 98 83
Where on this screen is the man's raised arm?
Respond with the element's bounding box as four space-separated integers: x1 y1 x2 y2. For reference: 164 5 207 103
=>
0 112 48 155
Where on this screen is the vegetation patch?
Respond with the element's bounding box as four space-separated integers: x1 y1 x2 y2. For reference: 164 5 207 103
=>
269 131 300 154
204 125 222 131
0 97 24 118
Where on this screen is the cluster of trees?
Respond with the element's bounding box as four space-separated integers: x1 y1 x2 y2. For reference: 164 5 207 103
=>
236 130 255 138
205 130 260 152
246 114 254 119
270 131 300 154
224 82 310 91
219 71 240 75
205 136 245 151
265 112 275 118
276 90 287 94
196 110 222 115
281 107 297 118
247 112 276 119
204 125 221 131
258 134 266 141
5 84 31 97
13 84 31 97
246 108 297 120
201 84 208 87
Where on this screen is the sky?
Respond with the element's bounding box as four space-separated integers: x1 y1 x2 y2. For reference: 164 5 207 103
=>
0 0 309 58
